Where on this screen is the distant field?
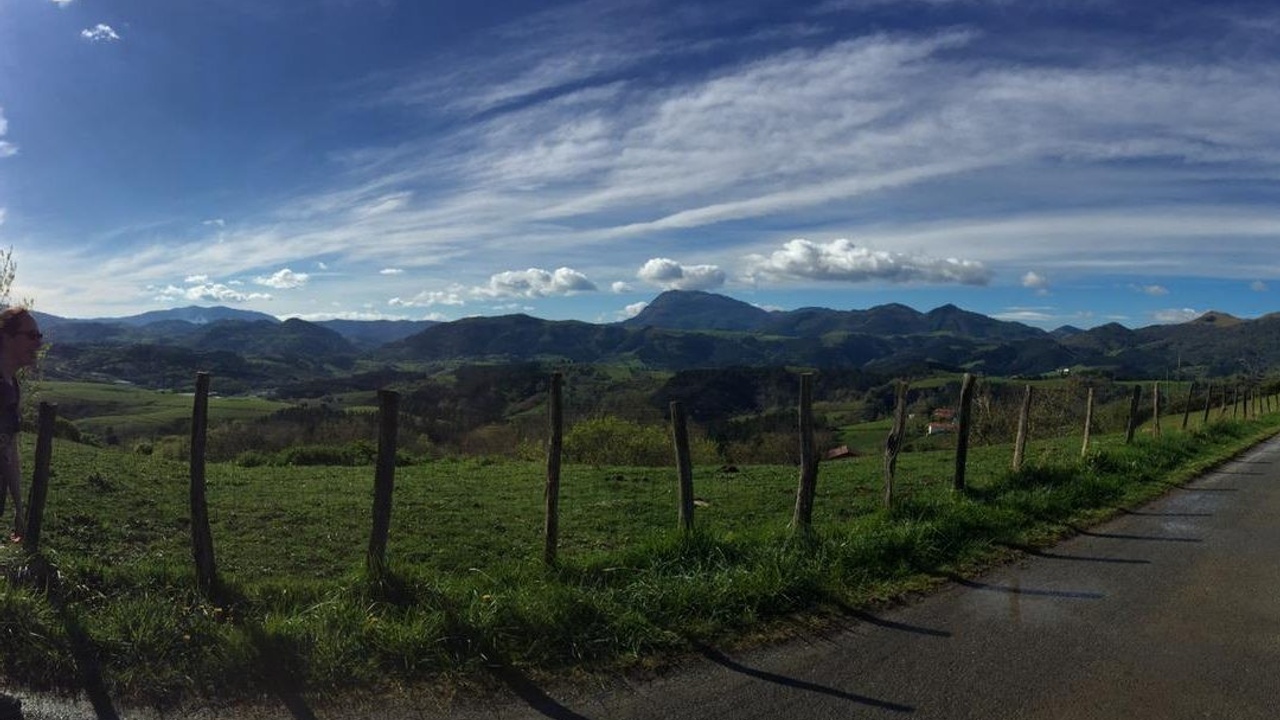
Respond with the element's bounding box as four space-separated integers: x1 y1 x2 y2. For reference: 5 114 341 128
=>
32 380 288 440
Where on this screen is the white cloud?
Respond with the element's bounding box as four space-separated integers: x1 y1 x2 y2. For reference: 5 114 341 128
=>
1135 284 1169 296
474 267 597 298
621 301 647 319
254 268 309 289
388 289 466 307
353 192 412 218
49 0 76 6
380 268 404 275
1153 308 1202 324
1021 271 1048 289
0 107 15 159
1250 280 1268 292
184 274 210 284
637 258 726 291
154 283 271 304
202 219 226 228
745 238 992 286
80 24 121 42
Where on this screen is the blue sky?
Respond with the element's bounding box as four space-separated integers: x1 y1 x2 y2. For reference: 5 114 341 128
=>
2 0 1279 329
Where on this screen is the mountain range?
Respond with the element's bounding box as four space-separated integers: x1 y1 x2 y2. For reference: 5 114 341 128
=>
29 291 1280 392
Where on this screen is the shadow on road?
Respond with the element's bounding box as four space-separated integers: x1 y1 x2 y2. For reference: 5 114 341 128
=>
1119 510 1212 518
0 693 23 720
1070 527 1202 543
691 641 915 714
487 664 594 720
999 543 1151 565
833 602 951 638
936 572 1105 600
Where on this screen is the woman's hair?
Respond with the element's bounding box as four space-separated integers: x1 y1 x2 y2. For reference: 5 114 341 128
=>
0 307 32 339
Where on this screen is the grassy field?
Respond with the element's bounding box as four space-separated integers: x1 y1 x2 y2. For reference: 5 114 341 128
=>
32 381 287 442
2 402 1278 706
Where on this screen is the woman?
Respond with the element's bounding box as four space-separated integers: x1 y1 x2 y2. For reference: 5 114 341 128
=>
0 307 43 542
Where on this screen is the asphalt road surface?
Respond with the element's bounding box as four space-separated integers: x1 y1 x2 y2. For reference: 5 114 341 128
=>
8 436 1280 719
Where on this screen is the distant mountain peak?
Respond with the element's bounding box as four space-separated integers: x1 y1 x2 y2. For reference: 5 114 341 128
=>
623 290 772 331
1190 311 1242 327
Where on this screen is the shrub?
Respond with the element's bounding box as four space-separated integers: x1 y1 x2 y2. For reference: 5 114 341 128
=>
563 415 716 466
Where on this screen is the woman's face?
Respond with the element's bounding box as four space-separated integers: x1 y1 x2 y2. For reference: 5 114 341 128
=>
8 316 43 369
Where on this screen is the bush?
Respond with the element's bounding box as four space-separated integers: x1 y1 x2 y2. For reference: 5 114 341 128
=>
564 415 718 466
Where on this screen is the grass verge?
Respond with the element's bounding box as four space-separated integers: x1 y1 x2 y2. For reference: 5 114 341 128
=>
1 416 1277 706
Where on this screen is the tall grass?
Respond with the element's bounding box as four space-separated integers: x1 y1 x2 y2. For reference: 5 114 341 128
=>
0 415 1276 705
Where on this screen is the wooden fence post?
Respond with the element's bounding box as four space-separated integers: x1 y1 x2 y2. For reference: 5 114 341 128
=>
883 380 908 509
367 389 399 575
1081 387 1095 459
953 373 976 492
1232 386 1239 419
792 373 818 534
1152 382 1161 437
1181 382 1194 431
1124 384 1142 444
670 401 695 533
189 372 218 595
20 402 56 554
544 372 564 566
1201 383 1213 427
1012 384 1033 471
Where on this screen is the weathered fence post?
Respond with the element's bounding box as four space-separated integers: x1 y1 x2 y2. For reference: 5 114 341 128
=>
1232 386 1240 419
20 402 56 554
1181 382 1194 431
367 389 399 575
1011 384 1033 471
544 372 564 566
953 373 976 492
1081 387 1095 458
189 372 218 595
792 373 818 534
670 401 695 533
1202 383 1213 426
883 380 908 509
1124 384 1142 444
1152 382 1162 437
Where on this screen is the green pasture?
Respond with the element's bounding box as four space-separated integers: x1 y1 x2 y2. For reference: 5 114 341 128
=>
3 404 1279 705
32 381 287 440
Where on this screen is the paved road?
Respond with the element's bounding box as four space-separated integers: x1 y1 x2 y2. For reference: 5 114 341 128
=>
8 437 1280 719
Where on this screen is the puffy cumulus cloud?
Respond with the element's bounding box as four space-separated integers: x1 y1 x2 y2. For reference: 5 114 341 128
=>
1134 284 1169 296
610 281 633 294
380 268 405 275
745 239 992 286
474 267 597 298
153 282 271 304
621 301 647 319
1153 308 1202 324
1251 280 1268 292
80 24 120 42
254 268 309 289
637 258 726 291
388 289 465 307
